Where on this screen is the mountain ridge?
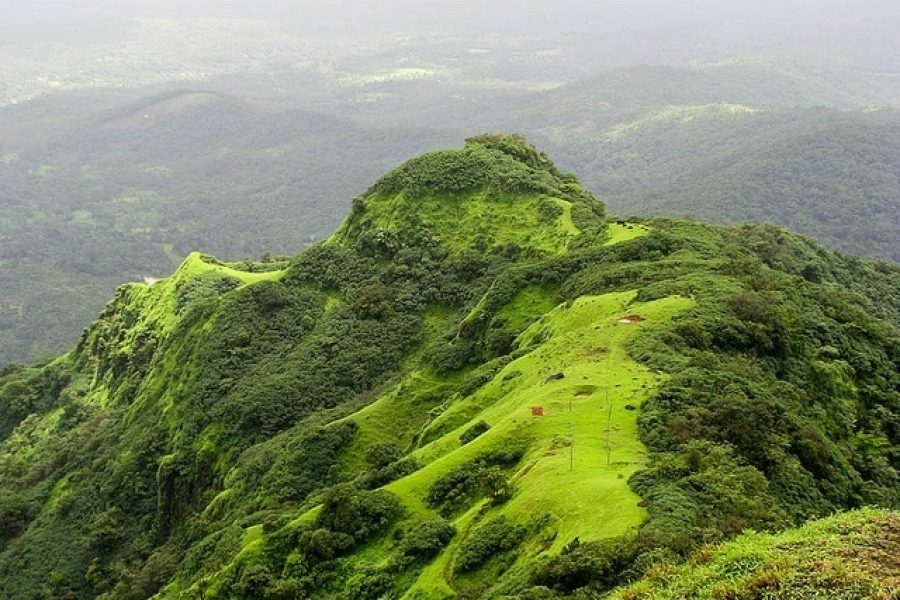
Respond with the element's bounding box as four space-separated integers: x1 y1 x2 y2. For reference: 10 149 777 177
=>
4 62 900 367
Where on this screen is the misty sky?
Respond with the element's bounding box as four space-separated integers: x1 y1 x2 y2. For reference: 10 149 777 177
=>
1 0 897 69
1 0 898 109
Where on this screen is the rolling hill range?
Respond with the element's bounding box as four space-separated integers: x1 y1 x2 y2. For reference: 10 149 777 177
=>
2 63 899 367
0 137 897 599
532 106 900 260
471 65 900 261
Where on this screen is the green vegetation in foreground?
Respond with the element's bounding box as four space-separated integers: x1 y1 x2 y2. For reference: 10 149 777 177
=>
613 508 900 599
0 136 897 600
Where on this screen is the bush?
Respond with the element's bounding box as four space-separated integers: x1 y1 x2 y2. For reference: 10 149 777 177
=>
360 457 421 489
0 491 36 542
455 516 526 573
128 548 180 599
365 442 404 469
260 422 358 505
344 569 394 599
465 134 558 172
458 355 512 397
459 421 491 445
174 272 240 315
629 441 789 547
427 449 522 514
353 283 394 319
538 199 564 222
399 517 457 558
530 537 643 592
316 485 404 543
425 338 478 374
235 564 273 597
298 528 355 562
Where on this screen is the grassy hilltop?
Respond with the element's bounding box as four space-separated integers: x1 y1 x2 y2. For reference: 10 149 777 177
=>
0 136 898 599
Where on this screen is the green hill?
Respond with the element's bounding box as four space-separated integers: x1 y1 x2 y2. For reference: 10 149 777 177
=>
0 136 897 599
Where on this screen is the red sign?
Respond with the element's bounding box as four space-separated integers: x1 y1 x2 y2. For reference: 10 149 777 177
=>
531 406 544 416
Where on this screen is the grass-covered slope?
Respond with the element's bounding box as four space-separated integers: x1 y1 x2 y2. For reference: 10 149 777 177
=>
0 136 898 600
613 508 899 599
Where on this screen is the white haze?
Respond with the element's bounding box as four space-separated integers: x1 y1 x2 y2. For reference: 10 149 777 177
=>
1 0 898 68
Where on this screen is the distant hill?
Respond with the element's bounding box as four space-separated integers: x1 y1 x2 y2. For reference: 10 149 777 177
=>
476 65 900 261
532 106 900 261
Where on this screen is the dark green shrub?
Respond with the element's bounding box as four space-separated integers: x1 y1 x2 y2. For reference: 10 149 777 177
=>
361 458 421 489
399 517 456 558
178 525 244 582
174 272 240 314
538 199 564 221
316 485 404 543
298 528 355 562
629 441 789 547
128 549 180 599
427 449 522 514
459 421 491 445
235 564 273 597
458 356 512 397
0 491 36 542
455 516 525 573
260 422 358 505
425 338 478 374
345 568 394 600
530 536 643 593
365 442 404 469
266 578 304 600
353 283 394 319
373 148 491 198
465 134 557 171
481 466 514 504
